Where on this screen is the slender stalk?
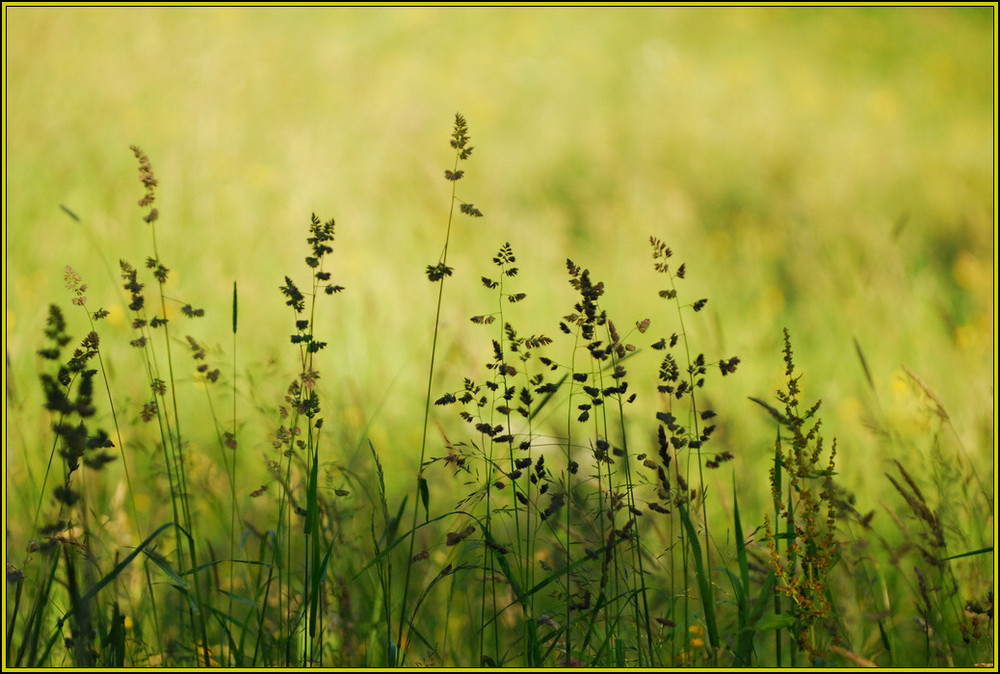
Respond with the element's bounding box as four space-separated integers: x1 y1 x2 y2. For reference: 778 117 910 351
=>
227 281 239 666
398 113 474 666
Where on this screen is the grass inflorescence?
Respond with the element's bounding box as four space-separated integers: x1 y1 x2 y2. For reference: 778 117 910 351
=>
4 115 993 669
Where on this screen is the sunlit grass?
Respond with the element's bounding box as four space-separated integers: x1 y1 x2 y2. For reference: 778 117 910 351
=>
4 6 994 668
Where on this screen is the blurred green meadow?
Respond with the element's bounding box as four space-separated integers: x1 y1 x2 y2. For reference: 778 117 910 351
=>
3 5 995 666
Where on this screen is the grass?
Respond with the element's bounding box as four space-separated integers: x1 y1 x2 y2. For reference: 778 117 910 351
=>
4 6 995 669
4 113 993 668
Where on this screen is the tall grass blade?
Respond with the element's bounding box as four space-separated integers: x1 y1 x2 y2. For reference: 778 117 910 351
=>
853 338 876 392
940 546 993 561
678 502 719 652
417 476 430 523
731 478 755 666
31 523 177 666
102 602 127 667
6 575 25 666
86 522 178 605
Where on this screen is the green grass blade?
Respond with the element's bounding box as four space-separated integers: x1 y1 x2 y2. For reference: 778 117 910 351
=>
33 523 176 666
418 476 430 523
102 602 127 667
18 554 60 667
6 576 24 666
483 533 540 664
732 477 755 666
59 203 81 221
749 569 777 626
719 566 747 614
733 480 751 605
85 522 177 604
306 444 322 659
351 509 467 583
528 372 568 422
940 546 993 561
678 503 719 651
853 338 876 392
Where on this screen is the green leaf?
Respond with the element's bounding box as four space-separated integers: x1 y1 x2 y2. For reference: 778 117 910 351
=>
380 495 407 549
678 503 719 650
102 602 126 668
86 522 178 603
733 477 751 618
418 476 430 522
306 448 319 534
718 566 747 613
749 570 777 625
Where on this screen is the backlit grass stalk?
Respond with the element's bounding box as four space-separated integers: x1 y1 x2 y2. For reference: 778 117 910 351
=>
851 340 993 666
366 441 398 666
273 214 343 665
23 305 119 665
560 260 653 664
885 459 988 666
62 267 154 657
398 112 481 666
127 146 212 663
760 329 841 663
433 242 554 664
475 242 540 663
648 237 740 663
558 260 594 665
119 262 195 639
500 313 553 665
602 317 655 665
182 332 240 664
63 267 140 541
228 282 240 664
477 252 511 665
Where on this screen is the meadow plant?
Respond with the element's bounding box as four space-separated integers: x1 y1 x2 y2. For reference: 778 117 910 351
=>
251 213 345 666
880 416 993 666
17 306 115 667
4 114 992 669
758 329 841 664
832 344 995 667
645 237 740 666
429 240 554 665
120 147 214 664
395 112 483 667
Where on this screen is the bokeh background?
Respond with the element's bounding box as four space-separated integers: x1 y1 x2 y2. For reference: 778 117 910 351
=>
5 7 994 521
